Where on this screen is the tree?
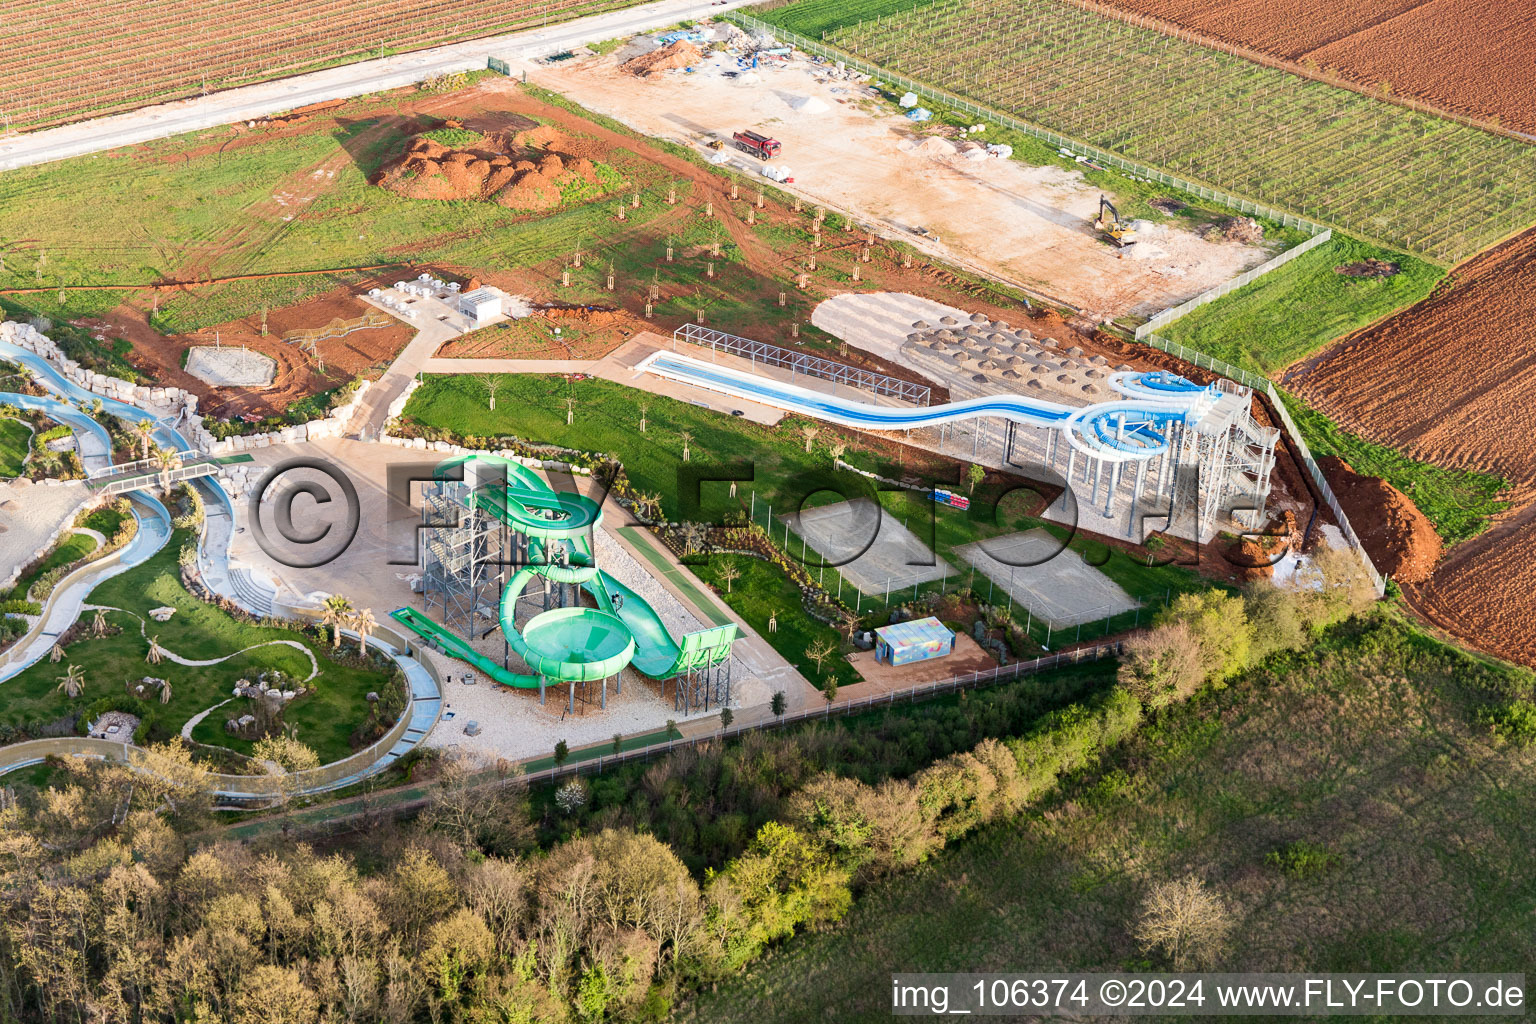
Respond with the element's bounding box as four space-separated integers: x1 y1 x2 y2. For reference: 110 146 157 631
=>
823 679 838 705
49 642 65 663
1117 621 1203 710
771 691 786 718
253 734 321 773
132 418 154 460
92 607 108 636
805 636 837 676
351 606 377 653
638 402 649 433
965 462 985 494
553 739 569 767
473 372 501 411
1156 590 1251 683
612 732 624 755
55 663 85 699
1133 875 1233 970
828 441 847 464
564 395 576 426
800 423 820 452
664 719 679 740
151 445 182 494
320 594 354 648
159 680 173 705
716 557 741 594
679 430 693 463
420 752 532 854
145 635 165 665
720 707 734 731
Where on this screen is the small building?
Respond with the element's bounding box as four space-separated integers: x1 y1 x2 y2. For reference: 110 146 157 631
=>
459 287 502 324
873 616 956 667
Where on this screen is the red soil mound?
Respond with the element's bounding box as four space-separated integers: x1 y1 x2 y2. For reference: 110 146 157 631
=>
374 124 617 207
621 40 705 77
1085 0 1536 134
1319 457 1441 584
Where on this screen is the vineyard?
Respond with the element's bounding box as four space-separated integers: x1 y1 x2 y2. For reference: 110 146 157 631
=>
758 0 1536 264
0 0 644 132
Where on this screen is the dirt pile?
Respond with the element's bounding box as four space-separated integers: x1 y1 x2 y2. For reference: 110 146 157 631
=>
374 126 608 208
1320 457 1441 584
1201 216 1263 244
621 40 704 76
1335 258 1399 278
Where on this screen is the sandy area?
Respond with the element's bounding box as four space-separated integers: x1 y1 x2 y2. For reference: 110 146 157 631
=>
0 479 90 583
955 530 1139 630
780 498 953 595
529 49 1271 319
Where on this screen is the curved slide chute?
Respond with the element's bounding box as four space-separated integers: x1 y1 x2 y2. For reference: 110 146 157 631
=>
639 353 1218 463
391 455 736 691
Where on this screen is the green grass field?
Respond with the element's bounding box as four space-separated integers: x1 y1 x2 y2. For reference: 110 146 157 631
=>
685 615 1536 1020
754 0 1536 263
1156 237 1444 375
1 530 393 763
703 554 862 689
1281 393 1509 547
0 417 32 477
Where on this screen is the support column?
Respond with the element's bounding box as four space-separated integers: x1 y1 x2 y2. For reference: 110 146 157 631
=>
568 681 575 714
538 676 545 705
601 677 607 710
1130 459 1147 538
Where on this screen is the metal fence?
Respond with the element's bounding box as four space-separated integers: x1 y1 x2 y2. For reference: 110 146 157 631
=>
672 323 931 404
519 642 1123 787
727 12 1330 236
1137 230 1333 338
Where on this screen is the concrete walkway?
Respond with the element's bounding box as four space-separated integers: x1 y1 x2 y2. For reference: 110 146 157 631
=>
0 0 760 172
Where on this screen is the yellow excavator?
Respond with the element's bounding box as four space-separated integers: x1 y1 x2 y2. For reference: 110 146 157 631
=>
1094 195 1137 247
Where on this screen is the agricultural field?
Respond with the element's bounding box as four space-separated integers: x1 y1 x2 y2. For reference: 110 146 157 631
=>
755 0 1536 263
1084 0 1536 136
1287 227 1536 667
0 0 646 132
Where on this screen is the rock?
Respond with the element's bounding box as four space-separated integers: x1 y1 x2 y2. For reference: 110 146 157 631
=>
148 606 176 622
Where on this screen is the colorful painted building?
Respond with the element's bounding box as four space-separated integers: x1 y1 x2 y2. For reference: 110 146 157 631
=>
874 616 956 667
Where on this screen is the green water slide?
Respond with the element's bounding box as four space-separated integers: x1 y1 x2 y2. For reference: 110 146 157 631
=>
391 454 737 689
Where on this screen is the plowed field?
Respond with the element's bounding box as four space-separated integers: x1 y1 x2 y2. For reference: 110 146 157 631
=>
1288 228 1536 665
1087 0 1536 136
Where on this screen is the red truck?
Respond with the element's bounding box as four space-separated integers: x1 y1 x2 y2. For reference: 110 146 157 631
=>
732 130 782 159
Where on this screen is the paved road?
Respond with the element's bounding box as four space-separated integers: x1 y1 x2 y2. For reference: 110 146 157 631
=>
0 0 761 172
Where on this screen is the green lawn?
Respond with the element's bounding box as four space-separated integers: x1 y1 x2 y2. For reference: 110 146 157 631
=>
700 553 862 690
686 615 1536 1021
401 373 905 522
1282 392 1509 547
1 530 395 763
0 417 31 477
10 532 99 601
1158 237 1444 376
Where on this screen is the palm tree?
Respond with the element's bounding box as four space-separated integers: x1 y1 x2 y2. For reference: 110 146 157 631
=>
48 643 64 664
801 423 820 452
151 446 182 494
145 635 165 665
159 680 173 705
91 608 107 636
351 607 376 654
679 430 693 463
132 418 154 460
321 595 354 648
55 664 85 699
